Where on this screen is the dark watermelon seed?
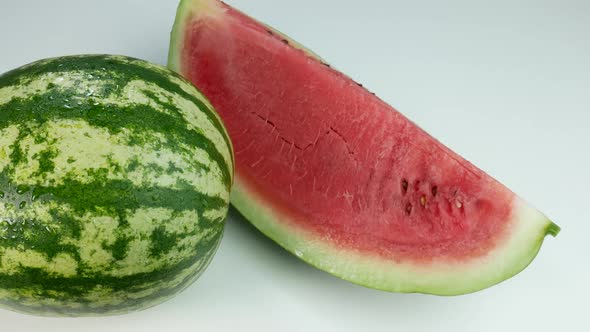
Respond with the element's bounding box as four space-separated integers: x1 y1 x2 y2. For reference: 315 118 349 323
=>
405 203 412 215
401 179 408 194
431 186 438 197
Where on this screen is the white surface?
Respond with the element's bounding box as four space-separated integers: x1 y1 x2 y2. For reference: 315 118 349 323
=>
0 0 588 331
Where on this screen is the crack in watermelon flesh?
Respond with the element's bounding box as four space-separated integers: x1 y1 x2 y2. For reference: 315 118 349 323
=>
169 0 559 294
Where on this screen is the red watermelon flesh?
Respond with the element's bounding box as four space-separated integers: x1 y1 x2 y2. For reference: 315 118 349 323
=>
169 0 559 294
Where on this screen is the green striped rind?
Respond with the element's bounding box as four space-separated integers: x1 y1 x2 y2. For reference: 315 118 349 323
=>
0 55 233 315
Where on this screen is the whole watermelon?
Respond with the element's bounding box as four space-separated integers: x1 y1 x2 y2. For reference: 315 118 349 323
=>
0 55 234 316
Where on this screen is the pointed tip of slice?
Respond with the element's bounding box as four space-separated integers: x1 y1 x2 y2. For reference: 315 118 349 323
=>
546 222 561 237
178 0 223 18
169 0 224 73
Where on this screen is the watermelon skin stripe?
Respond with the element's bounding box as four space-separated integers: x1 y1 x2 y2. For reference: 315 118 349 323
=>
0 233 221 316
26 178 227 217
0 178 225 264
0 71 232 190
0 54 233 168
0 55 233 315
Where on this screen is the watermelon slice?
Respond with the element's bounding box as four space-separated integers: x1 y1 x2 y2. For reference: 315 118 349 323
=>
168 0 559 295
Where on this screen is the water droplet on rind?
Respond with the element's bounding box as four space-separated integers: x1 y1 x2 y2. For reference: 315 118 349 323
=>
16 185 30 195
0 191 4 198
32 187 50 202
18 201 26 209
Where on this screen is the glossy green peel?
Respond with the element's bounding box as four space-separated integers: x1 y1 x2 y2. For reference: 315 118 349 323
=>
0 55 233 316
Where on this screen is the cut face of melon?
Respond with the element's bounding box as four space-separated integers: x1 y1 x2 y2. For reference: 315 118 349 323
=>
169 0 559 295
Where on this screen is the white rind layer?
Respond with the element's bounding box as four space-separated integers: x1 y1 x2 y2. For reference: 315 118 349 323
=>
231 176 556 295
